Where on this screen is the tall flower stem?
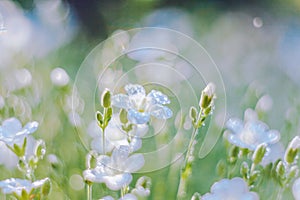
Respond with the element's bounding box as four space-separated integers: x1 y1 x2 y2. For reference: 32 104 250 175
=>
102 127 106 155
177 109 205 199
87 182 93 200
177 127 198 199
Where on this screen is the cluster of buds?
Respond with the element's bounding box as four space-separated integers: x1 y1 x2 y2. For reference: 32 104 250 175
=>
190 83 216 129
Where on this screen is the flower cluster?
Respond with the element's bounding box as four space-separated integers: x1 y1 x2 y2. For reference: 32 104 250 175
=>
83 84 172 199
0 118 50 199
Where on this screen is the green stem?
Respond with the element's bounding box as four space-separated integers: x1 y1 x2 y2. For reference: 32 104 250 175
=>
87 183 92 200
102 127 106 155
177 127 198 199
177 108 205 199
276 187 284 200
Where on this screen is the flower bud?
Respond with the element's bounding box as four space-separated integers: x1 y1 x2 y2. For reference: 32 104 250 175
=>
101 89 111 108
96 111 103 126
252 143 267 165
119 108 128 124
41 178 52 197
240 161 249 179
35 140 46 159
276 161 286 178
199 83 215 109
285 136 300 164
189 106 198 123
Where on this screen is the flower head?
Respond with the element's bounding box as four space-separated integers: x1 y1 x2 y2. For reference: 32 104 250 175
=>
0 178 49 196
83 146 144 190
112 84 172 124
202 177 259 200
0 118 38 146
224 109 280 150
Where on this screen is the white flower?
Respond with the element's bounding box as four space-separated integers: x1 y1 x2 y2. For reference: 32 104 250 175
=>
131 176 151 197
83 146 144 190
0 118 38 146
112 84 172 124
50 67 70 87
224 109 280 150
293 178 300 200
202 177 259 200
0 178 49 196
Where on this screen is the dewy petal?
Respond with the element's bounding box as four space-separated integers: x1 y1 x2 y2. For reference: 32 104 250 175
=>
1 118 22 138
150 105 172 119
124 154 145 172
111 94 131 109
128 109 150 124
147 90 170 105
125 84 146 97
22 121 39 134
104 173 132 191
226 118 243 134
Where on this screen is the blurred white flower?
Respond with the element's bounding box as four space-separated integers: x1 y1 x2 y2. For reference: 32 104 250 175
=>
260 143 284 166
50 67 70 87
0 178 49 196
255 94 273 112
0 117 38 146
83 146 144 190
293 178 300 200
112 84 172 124
224 109 280 150
131 176 151 197
202 177 259 200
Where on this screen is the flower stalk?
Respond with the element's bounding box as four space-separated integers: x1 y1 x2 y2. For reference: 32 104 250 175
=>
177 83 215 199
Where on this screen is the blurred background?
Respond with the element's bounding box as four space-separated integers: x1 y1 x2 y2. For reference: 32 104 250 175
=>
1 0 300 199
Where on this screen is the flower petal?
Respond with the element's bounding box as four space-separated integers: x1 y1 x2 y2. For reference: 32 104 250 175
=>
23 121 39 134
124 154 145 172
1 118 22 138
147 90 170 105
226 118 243 134
125 84 145 97
104 173 132 190
293 178 300 200
149 105 172 119
121 193 137 200
112 94 131 109
128 109 150 124
111 146 130 167
129 137 142 152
